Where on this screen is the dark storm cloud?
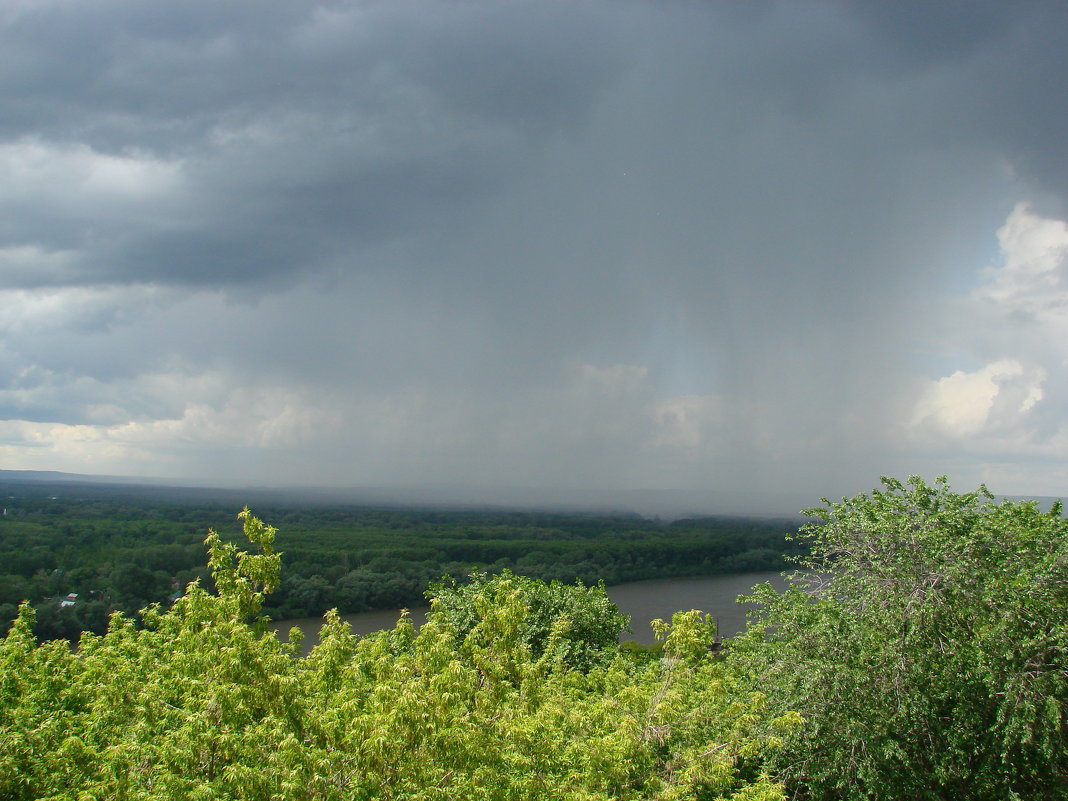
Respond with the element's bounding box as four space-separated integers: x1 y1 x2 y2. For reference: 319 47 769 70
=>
3 0 1064 290
2 0 1068 501
876 0 1068 210
1 0 628 288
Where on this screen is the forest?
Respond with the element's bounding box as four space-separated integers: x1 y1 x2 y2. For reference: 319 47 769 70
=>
2 476 1065 800
0 487 801 642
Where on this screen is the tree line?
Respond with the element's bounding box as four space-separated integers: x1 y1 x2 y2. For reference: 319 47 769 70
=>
0 495 802 641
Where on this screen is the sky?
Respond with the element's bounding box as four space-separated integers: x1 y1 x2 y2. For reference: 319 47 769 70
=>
2 0 1068 511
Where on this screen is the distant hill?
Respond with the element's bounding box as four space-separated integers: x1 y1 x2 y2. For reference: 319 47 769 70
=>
0 469 815 519
16 470 1055 519
0 469 125 483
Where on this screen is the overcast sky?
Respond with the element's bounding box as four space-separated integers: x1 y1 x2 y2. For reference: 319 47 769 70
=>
2 0 1067 510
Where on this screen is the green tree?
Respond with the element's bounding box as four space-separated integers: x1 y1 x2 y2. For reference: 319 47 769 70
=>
728 476 1068 800
426 568 631 672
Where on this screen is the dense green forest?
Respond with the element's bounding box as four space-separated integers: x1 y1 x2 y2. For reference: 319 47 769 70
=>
0 487 802 642
2 478 1065 800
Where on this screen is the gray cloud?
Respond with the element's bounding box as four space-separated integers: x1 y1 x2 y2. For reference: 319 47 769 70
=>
2 1 1067 506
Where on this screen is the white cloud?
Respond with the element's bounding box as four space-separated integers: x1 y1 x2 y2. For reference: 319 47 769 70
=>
0 285 168 335
907 204 1068 494
0 138 184 207
978 202 1068 326
912 359 1045 438
0 377 336 479
0 419 152 475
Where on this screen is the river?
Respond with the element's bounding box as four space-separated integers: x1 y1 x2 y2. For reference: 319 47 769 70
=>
271 570 789 653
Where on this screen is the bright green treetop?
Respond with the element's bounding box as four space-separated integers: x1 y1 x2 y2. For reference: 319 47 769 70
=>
426 568 630 672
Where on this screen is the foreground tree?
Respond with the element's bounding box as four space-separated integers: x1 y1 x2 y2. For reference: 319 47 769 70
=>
728 476 1068 800
0 508 791 800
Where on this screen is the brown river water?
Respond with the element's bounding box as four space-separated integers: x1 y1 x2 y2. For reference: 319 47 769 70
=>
271 570 789 653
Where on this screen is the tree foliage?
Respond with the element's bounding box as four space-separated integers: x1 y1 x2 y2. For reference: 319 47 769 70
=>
426 569 630 672
728 476 1068 800
0 509 790 801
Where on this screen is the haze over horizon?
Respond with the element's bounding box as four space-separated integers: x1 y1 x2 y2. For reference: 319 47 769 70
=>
2 1 1068 506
